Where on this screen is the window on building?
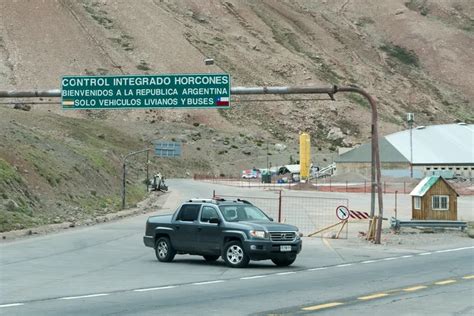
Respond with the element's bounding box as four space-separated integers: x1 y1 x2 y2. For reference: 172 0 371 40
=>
456 167 460 170
432 195 449 211
441 167 445 170
426 167 431 171
448 167 453 170
464 167 468 170
414 197 421 210
434 167 438 170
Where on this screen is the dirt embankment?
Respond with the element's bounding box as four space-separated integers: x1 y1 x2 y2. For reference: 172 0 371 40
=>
0 0 472 233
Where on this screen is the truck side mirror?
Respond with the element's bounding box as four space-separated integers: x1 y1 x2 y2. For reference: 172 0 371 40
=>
209 217 220 224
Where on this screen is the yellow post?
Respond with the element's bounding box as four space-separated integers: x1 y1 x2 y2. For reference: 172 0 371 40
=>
299 132 311 180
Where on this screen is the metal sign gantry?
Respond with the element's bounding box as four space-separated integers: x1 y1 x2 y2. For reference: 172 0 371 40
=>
0 84 384 244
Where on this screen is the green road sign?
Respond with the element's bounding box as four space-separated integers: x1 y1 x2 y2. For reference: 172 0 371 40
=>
61 73 230 109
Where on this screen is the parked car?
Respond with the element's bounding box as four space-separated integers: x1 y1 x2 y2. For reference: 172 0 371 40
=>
143 198 302 268
241 169 260 179
242 173 257 179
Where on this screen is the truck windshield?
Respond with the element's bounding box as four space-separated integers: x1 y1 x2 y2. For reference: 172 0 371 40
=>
219 205 270 222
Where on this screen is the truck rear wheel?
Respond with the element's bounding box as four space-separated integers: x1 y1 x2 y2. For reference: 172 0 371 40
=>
223 241 249 268
155 237 176 262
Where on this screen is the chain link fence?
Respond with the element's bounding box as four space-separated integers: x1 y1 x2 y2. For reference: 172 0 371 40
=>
214 191 349 238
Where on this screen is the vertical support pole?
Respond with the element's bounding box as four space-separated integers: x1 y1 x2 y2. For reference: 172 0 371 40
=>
266 141 269 171
330 178 332 192
121 148 149 210
213 190 216 199
278 190 282 223
410 121 413 178
146 150 149 192
337 86 384 244
121 162 126 209
395 190 398 220
370 125 376 219
346 180 348 192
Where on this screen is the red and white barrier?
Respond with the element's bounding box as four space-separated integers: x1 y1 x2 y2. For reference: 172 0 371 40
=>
349 210 370 220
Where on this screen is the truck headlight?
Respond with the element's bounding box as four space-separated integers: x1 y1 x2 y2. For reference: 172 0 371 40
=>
249 230 267 239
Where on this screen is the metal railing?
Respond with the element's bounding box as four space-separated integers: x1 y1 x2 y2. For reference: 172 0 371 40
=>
390 218 467 230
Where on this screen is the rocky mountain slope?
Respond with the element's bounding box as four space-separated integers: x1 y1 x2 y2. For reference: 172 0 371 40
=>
0 0 472 231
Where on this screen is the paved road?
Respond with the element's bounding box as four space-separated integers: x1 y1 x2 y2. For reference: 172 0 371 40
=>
1 179 473 315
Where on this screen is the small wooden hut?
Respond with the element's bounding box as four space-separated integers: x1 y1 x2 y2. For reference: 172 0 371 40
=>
409 176 459 220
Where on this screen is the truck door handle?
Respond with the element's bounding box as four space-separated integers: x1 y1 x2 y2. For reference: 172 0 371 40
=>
197 227 202 232
175 226 180 230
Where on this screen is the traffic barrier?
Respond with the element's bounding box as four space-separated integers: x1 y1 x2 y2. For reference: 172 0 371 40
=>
349 210 370 220
390 218 467 230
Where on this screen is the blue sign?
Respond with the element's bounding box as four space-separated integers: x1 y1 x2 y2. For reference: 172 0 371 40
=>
155 142 182 157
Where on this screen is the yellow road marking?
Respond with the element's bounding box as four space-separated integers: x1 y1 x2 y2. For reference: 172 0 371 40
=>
462 275 474 280
403 285 427 292
302 302 344 311
435 280 456 285
358 293 389 300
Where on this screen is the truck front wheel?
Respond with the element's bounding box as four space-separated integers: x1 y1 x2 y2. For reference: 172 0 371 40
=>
155 237 176 262
223 241 250 268
271 255 296 267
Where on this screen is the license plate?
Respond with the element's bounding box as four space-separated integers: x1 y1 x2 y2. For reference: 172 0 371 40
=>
280 245 291 252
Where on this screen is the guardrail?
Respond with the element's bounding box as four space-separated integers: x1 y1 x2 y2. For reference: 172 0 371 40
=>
390 218 467 230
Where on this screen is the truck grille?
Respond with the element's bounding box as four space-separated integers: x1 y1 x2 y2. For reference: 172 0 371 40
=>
270 232 296 241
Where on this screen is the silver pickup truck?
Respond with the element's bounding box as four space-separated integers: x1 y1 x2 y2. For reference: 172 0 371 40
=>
143 198 302 268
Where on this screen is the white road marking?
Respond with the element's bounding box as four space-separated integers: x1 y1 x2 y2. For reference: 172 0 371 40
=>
59 293 109 300
276 272 297 276
307 267 328 271
134 285 177 292
192 280 225 286
241 275 267 280
0 303 24 308
436 246 474 253
6 246 470 306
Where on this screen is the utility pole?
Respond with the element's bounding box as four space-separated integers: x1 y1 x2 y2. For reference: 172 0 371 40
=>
407 113 414 178
266 141 269 171
146 150 150 192
122 148 150 209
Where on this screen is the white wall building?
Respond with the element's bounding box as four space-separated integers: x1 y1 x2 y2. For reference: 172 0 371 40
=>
335 123 474 179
